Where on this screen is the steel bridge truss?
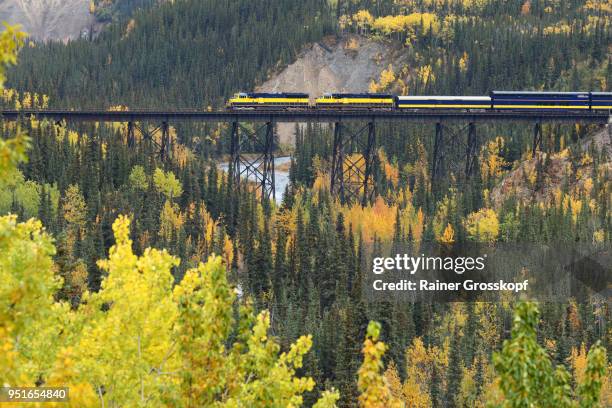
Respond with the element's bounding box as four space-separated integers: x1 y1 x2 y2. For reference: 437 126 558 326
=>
431 122 480 185
229 121 276 201
331 121 377 206
123 119 277 201
126 121 172 161
431 120 549 185
29 110 606 205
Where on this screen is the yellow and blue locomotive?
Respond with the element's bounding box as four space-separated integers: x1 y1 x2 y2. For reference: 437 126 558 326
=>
226 92 309 109
315 93 394 109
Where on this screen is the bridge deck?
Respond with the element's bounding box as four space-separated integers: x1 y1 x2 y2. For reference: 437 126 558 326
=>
1 109 609 123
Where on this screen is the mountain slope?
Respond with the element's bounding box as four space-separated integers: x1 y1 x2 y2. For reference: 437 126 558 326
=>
0 0 94 42
6 0 335 108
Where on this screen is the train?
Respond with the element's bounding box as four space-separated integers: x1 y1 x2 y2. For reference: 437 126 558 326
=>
226 91 612 111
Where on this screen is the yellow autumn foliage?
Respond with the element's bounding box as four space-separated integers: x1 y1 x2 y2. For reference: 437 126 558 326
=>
159 200 185 242
440 223 455 244
343 197 396 243
341 195 424 245
358 321 402 408
1 214 337 406
458 51 469 73
379 150 399 187
353 9 374 33
395 336 450 407
370 13 440 36
479 137 507 185
465 208 499 243
379 64 396 90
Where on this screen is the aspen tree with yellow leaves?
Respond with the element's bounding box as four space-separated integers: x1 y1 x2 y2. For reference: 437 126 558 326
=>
353 10 374 34
1 211 341 406
0 25 27 178
465 208 499 243
358 321 403 408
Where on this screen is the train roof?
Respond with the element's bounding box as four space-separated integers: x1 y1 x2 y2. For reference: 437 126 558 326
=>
397 96 490 101
490 91 589 95
245 92 309 97
590 92 612 96
328 93 393 98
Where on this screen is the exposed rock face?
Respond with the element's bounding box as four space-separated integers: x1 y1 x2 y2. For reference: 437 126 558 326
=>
257 35 399 97
490 126 611 208
255 35 402 144
0 0 95 42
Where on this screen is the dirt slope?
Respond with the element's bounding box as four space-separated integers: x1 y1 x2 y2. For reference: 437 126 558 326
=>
0 0 94 42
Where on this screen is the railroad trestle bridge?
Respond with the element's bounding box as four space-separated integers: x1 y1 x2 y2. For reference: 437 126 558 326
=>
2 109 609 205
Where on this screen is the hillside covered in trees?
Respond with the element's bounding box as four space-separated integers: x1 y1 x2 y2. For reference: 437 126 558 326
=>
6 0 335 108
1 0 611 407
6 0 610 108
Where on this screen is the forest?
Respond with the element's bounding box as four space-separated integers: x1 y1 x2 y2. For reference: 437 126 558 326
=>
1 0 610 407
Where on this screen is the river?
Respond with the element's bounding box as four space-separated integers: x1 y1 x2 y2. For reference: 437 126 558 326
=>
219 156 291 204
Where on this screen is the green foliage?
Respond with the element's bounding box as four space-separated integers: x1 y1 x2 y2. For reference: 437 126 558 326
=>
493 302 607 408
129 165 149 191
577 344 607 408
5 115 609 407
154 168 183 200
337 0 610 94
0 171 58 220
92 0 156 22
13 179 41 218
0 2 610 406
0 215 61 385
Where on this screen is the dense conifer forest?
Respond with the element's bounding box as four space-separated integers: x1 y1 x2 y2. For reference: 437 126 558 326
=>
1 0 610 406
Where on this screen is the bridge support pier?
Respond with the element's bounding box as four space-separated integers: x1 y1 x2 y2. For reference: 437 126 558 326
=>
159 121 170 162
431 123 444 182
431 122 481 185
465 123 478 179
127 121 135 147
330 120 377 206
533 122 542 158
229 121 276 202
